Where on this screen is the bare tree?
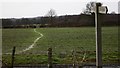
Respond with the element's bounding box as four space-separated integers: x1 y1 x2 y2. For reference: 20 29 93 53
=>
83 2 103 14
45 9 57 26
46 9 56 17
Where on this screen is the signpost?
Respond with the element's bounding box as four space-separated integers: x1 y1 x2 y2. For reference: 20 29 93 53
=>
94 3 107 68
95 3 102 68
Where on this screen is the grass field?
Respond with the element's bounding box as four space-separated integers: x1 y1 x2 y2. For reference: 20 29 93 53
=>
2 27 119 65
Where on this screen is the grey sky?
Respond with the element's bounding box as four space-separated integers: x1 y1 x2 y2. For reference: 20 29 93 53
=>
0 0 119 18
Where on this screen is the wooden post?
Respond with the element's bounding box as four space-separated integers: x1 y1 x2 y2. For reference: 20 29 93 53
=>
11 46 16 68
72 50 76 68
95 3 102 68
48 48 52 68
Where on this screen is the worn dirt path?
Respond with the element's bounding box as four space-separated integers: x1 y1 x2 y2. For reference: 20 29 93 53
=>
5 29 43 54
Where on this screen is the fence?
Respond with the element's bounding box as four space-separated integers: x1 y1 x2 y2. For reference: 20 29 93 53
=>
3 47 119 68
2 46 88 68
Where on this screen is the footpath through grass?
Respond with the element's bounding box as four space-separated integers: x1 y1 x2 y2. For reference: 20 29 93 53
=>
2 27 119 65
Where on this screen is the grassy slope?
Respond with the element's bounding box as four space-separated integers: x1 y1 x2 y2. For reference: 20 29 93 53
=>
2 27 118 65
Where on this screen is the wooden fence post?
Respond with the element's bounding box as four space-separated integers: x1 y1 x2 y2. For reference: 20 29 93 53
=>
72 50 76 68
48 48 52 68
11 46 16 68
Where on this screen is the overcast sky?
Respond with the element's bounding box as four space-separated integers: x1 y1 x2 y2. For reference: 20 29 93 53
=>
0 0 119 18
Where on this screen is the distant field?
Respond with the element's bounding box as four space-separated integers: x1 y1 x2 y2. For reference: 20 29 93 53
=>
2 27 119 65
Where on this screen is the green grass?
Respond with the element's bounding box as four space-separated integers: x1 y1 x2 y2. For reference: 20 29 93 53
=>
2 28 39 53
2 27 119 65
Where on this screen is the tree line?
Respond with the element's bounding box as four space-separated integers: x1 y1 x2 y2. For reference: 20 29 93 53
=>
1 13 119 28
